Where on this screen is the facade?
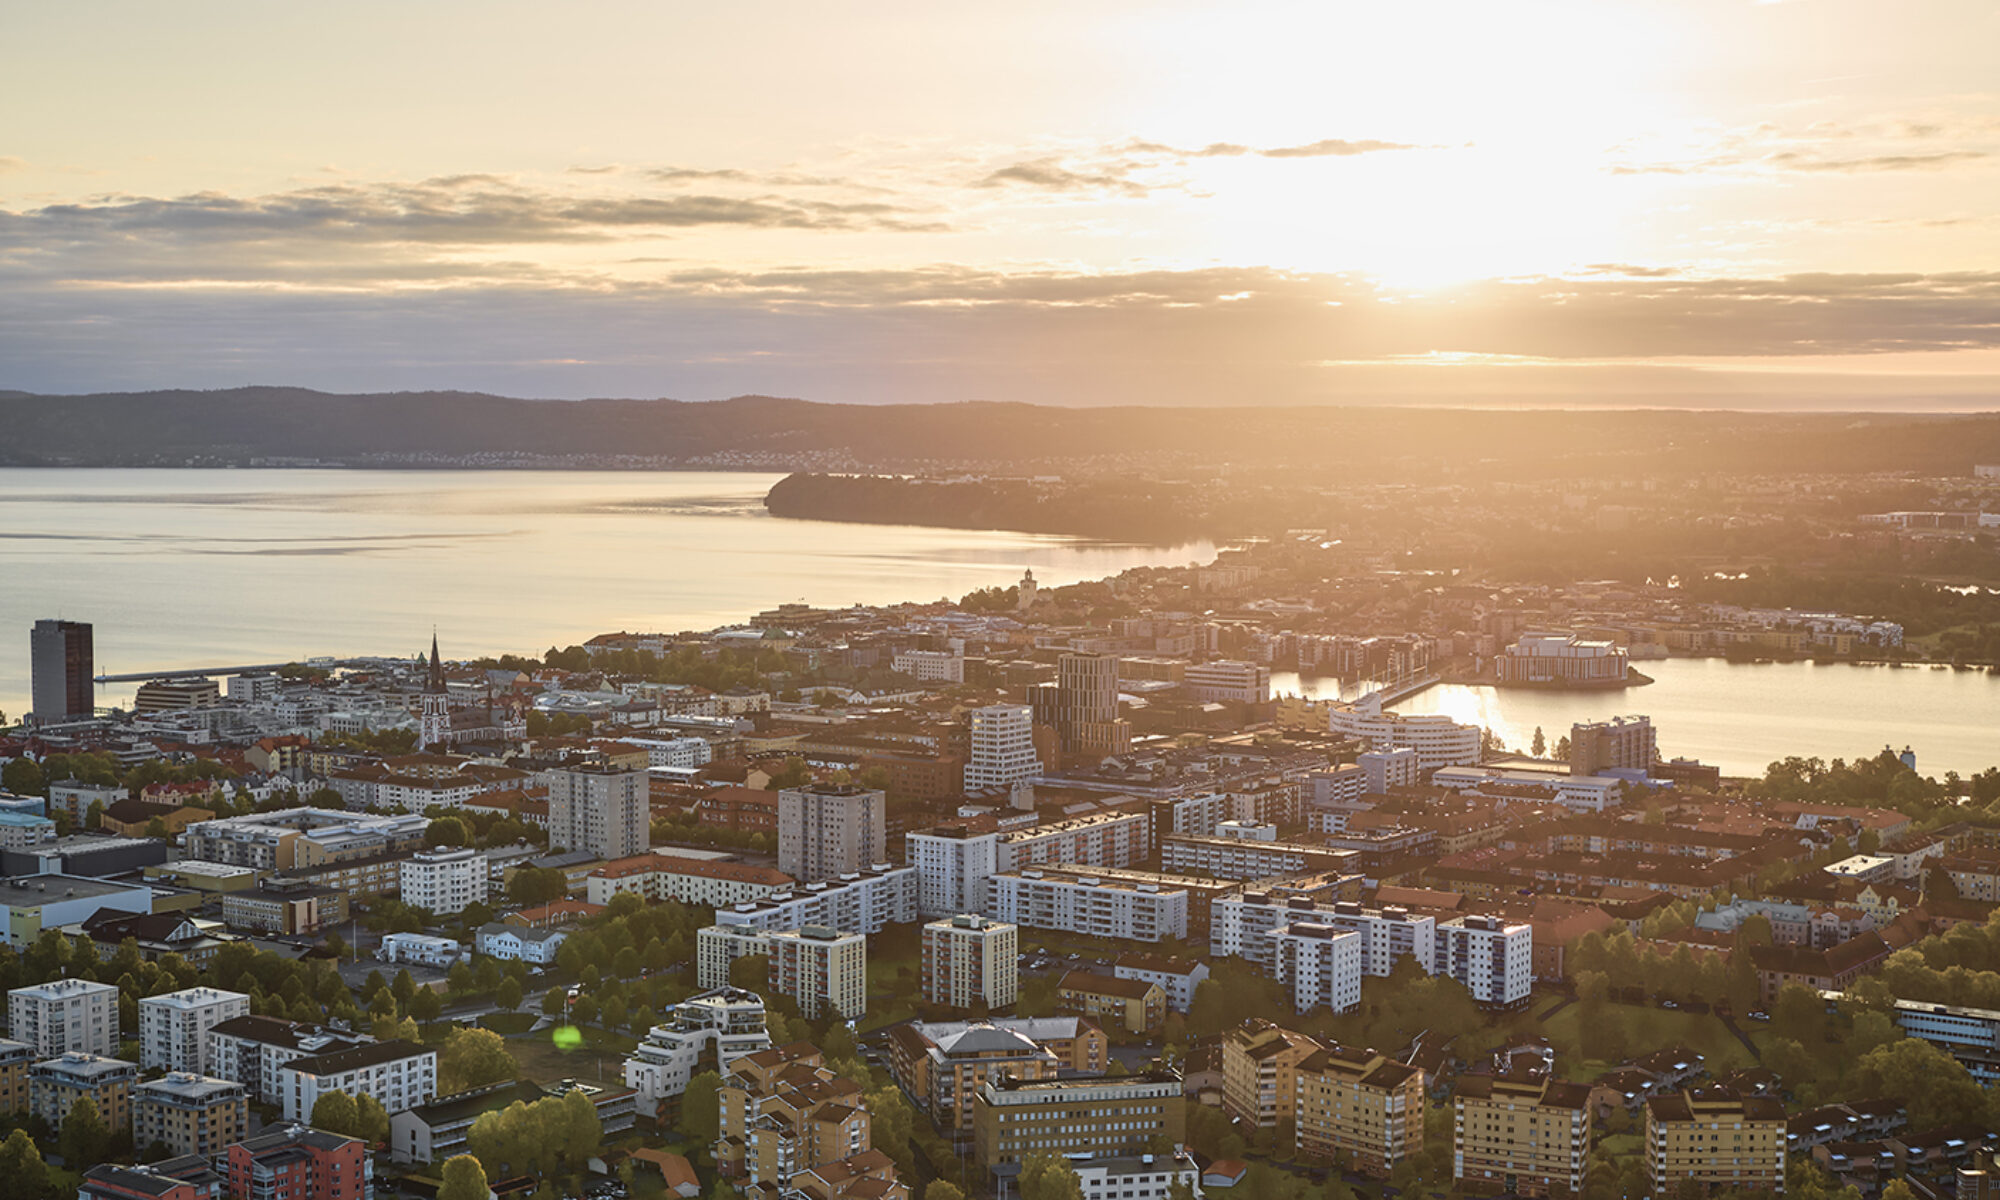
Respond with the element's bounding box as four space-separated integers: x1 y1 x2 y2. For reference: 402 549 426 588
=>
1114 954 1209 1013
398 847 487 915
1327 693 1481 770
0 1037 31 1115
624 988 774 1118
1569 716 1656 776
909 825 1003 919
31 618 94 722
389 1078 637 1165
133 1072 249 1158
1644 1088 1786 1196
1291 1043 1425 1176
777 784 887 882
766 926 869 1020
276 1038 437 1122
696 924 775 990
887 1016 1108 1134
0 875 154 949
1220 1020 1319 1129
1891 999 2000 1084
1057 971 1165 1034
1454 1074 1592 1197
711 864 917 935
1182 660 1272 704
1436 916 1535 1008
547 765 649 861
1160 832 1356 880
585 853 793 908
1271 923 1364 1014
183 808 428 872
223 1124 372 1200
922 914 1019 1010
139 987 251 1075
893 649 966 684
1359 748 1420 793
1072 1154 1203 1200
473 923 567 964
987 868 1190 943
378 932 466 968
964 704 1043 794
715 1043 899 1198
205 1016 375 1103
29 1051 137 1130
1497 633 1629 687
9 977 120 1057
1211 893 1427 975
219 880 348 935
79 1161 225 1200
972 1072 1184 1178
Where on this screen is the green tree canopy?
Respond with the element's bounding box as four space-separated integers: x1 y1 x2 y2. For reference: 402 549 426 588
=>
439 1154 492 1200
440 1026 519 1094
311 1090 361 1138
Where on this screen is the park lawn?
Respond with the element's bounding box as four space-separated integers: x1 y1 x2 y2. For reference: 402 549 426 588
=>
1538 1004 1764 1077
1599 1133 1643 1159
504 1027 631 1084
480 1011 538 1035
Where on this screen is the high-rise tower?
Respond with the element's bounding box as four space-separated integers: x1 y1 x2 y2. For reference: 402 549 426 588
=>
30 619 94 723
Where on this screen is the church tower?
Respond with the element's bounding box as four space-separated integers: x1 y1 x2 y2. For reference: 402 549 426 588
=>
1017 568 1038 612
418 630 450 752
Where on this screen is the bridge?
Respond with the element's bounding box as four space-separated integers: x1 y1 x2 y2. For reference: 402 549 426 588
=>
93 660 337 684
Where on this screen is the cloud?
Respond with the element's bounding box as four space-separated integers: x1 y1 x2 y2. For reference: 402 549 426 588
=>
977 158 1151 195
1767 150 1990 172
1256 138 1422 158
0 157 26 173
976 135 1426 195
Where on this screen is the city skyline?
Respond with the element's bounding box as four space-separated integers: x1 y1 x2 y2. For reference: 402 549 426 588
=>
4 1 1998 405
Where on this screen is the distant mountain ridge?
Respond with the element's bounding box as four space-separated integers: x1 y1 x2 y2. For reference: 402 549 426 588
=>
2 386 1998 477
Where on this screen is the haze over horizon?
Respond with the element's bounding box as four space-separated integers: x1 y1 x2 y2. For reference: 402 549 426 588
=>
5 1 1999 408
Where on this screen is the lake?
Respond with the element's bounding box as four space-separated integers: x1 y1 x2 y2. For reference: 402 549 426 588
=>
1273 658 2000 779
0 469 1215 718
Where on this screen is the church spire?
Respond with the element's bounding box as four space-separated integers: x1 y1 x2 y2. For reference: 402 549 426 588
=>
428 628 445 694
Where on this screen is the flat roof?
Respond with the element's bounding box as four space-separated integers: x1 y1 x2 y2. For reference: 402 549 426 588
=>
0 874 147 907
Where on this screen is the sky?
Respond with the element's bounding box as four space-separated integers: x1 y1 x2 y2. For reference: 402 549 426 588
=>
4 0 1999 407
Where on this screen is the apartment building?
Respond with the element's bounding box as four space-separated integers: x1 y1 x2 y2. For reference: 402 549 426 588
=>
1436 916 1535 1009
1271 923 1364 1015
1291 1043 1425 1177
390 1078 637 1166
585 853 793 908
1891 999 2000 1084
624 988 774 1118
696 925 776 990
1072 1153 1204 1200
205 1017 375 1103
0 875 154 949
964 704 1043 794
133 1072 249 1157
182 808 429 872
547 765 649 861
398 847 487 915
9 977 119 1058
1497 633 1629 687
0 1037 31 1115
1114 954 1209 1013
78 1160 225 1200
378 932 465 968
766 926 868 1020
1030 652 1130 759
1211 893 1426 975
1327 694 1480 770
1569 716 1656 776
224 1125 371 1200
139 988 250 1075
1454 1074 1592 1198
1183 660 1271 704
1159 833 1358 881
711 864 917 935
1644 1088 1786 1196
922 914 1019 1010
472 923 567 964
987 869 1190 943
894 649 965 684
777 784 887 882
909 824 1003 919
1221 1020 1320 1129
972 1072 1184 1178
1057 971 1165 1034
886 1016 1108 1127
277 1038 437 1122
1360 748 1421 793
219 878 347 935
30 1051 137 1130
716 1044 881 1191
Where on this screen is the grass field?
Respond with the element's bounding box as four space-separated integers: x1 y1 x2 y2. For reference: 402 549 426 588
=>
504 1024 635 1084
1537 1002 1764 1080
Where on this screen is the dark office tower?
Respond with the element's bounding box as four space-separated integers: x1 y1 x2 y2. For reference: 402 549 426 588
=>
31 619 94 722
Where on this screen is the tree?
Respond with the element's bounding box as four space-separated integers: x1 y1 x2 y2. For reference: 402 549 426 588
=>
561 1087 603 1167
543 986 567 1016
729 954 770 992
0 1128 52 1200
1019 1153 1086 1200
925 1184 967 1200
311 1090 361 1137
866 1085 918 1179
357 1094 392 1146
766 756 812 790
409 985 443 1023
448 962 475 995
508 867 568 907
1 758 45 796
428 816 470 848
441 1027 519 1093
59 1094 112 1166
1883 1182 1916 1200
681 1070 723 1145
1532 726 1547 757
439 1154 492 1200
496 977 522 1012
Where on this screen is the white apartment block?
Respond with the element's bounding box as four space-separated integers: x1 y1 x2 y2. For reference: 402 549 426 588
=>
1183 660 1271 704
964 704 1042 793
278 1039 438 1122
617 736 716 769
473 923 566 964
1211 894 1434 976
1074 1152 1204 1200
1430 766 1624 813
922 914 1019 1010
8 978 118 1058
1113 955 1209 1013
909 826 1002 919
1155 791 1231 838
1271 923 1364 1014
625 987 773 1114
1159 833 1357 881
1308 765 1366 809
378 932 466 968
585 854 793 909
766 926 868 1020
894 649 966 684
399 847 488 915
986 869 1189 943
138 987 249 1074
712 864 917 935
777 784 887 882
206 1016 374 1103
1328 694 1481 771
1435 916 1534 1008
912 810 1151 921
696 925 775 990
547 765 648 861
